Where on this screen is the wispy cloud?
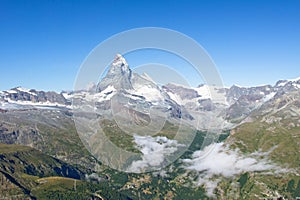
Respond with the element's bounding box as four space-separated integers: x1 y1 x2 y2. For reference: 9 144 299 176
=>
182 142 283 197
128 135 184 172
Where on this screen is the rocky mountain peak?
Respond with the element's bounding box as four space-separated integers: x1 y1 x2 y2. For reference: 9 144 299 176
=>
97 54 133 91
107 53 130 77
112 53 128 66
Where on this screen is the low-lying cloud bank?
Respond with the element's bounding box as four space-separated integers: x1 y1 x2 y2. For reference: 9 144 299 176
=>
182 142 285 197
128 135 183 172
127 136 288 197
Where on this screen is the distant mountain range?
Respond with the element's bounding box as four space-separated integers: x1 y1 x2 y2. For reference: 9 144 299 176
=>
1 54 299 131
0 54 299 199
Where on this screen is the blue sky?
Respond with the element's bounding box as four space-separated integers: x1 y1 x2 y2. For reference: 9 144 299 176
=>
1 0 300 91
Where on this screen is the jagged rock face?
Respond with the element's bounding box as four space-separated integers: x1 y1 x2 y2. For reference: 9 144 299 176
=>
0 122 41 146
0 87 68 105
107 53 131 78
197 99 215 111
224 79 300 122
97 54 133 91
226 85 273 104
163 84 200 100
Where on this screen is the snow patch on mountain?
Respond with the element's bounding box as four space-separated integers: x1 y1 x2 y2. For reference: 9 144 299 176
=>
164 83 227 106
15 87 37 96
292 82 300 89
193 85 212 99
71 85 117 103
166 91 182 105
62 92 74 100
94 85 116 101
288 76 300 82
140 73 156 84
128 85 164 102
112 53 128 68
5 89 18 94
2 98 70 109
263 92 277 102
277 81 288 87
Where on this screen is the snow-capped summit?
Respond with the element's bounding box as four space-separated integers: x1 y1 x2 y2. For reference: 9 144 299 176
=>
288 76 300 82
275 76 300 90
97 54 133 91
96 54 171 103
112 53 128 67
107 53 131 77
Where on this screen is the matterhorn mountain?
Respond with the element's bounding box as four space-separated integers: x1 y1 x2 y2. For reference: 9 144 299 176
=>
97 53 133 91
96 53 166 102
81 54 192 126
96 53 175 106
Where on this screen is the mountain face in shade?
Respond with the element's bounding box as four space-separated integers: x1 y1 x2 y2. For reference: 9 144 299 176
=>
97 54 133 92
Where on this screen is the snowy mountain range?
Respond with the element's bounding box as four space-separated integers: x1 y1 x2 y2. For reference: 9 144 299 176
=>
0 54 300 130
1 54 299 132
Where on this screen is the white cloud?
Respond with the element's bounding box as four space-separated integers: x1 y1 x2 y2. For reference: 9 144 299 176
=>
128 135 184 173
182 142 281 197
85 173 103 182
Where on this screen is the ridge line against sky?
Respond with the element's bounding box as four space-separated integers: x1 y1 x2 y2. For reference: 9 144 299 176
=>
1 0 300 92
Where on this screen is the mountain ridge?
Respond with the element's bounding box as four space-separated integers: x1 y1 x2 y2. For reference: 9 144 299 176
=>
1 54 300 132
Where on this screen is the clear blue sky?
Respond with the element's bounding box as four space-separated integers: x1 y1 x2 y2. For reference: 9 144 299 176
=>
1 0 300 91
